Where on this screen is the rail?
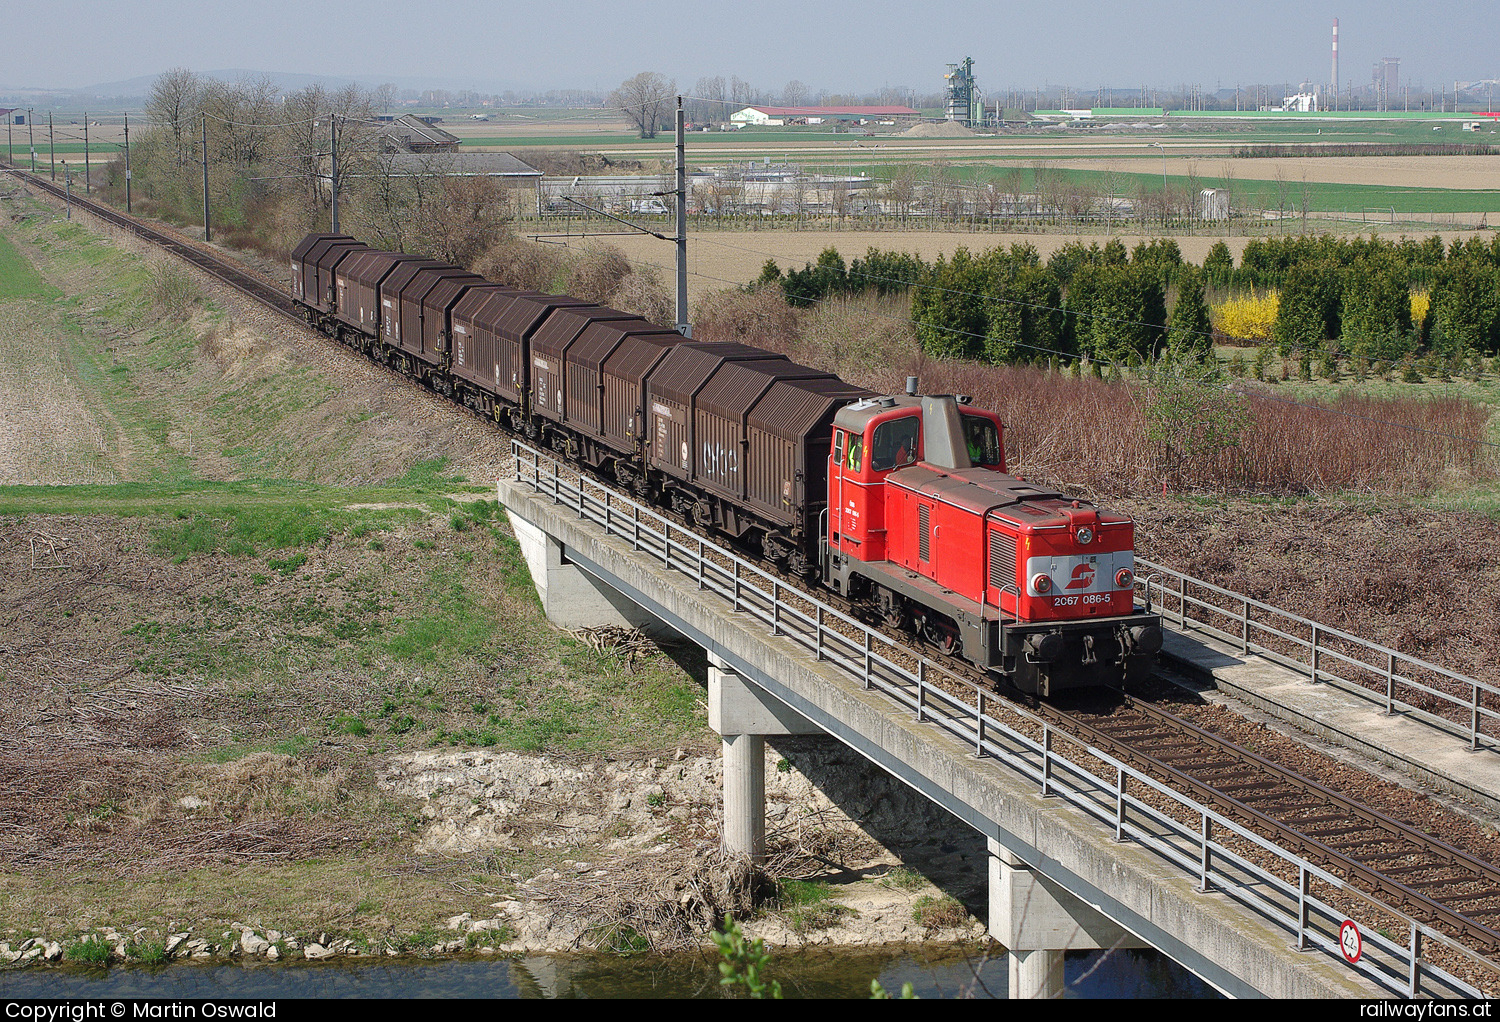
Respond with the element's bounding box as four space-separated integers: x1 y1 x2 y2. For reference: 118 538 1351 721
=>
510 441 1492 998
1137 559 1500 754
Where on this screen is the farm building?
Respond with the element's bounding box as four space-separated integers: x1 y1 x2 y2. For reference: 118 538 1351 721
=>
729 105 920 127
379 115 461 154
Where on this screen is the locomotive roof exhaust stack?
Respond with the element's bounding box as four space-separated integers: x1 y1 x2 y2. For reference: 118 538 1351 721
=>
921 396 973 470
906 376 919 396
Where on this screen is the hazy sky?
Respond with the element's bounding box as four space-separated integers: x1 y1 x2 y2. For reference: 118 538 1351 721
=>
8 0 1497 96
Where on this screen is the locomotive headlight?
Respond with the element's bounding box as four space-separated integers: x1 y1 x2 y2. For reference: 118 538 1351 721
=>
1031 573 1052 594
1115 568 1134 589
1076 526 1094 545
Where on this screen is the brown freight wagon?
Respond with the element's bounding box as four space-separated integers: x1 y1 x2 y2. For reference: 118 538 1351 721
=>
420 274 489 381
393 266 486 372
449 285 523 417
377 259 446 347
743 375 873 566
290 234 363 316
528 307 639 428
451 292 595 432
334 251 430 347
645 341 870 561
574 320 687 457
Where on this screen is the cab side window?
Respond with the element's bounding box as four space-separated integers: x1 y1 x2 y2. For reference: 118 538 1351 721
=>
871 416 920 472
962 414 1003 467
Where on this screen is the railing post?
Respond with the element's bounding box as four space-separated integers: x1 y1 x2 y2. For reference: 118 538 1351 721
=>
1471 683 1481 752
1311 624 1321 683
1199 813 1212 893
863 629 872 688
1296 866 1311 950
1114 766 1125 840
916 660 927 721
697 538 705 590
815 605 824 662
1408 921 1422 998
771 580 780 637
1041 727 1053 797
976 690 986 757
1386 651 1396 714
1241 598 1250 654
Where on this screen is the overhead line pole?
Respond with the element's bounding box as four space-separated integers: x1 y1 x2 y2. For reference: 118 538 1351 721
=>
675 97 689 338
330 116 339 234
202 112 211 243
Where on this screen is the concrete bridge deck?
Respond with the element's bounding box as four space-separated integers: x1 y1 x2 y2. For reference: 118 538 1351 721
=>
498 466 1485 998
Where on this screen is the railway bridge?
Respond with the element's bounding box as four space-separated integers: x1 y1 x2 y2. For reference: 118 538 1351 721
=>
499 444 1496 999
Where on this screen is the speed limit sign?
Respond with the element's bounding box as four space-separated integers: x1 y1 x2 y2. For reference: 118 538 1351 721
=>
1340 920 1363 964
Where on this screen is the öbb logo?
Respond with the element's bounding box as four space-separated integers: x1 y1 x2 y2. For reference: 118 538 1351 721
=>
1065 562 1096 590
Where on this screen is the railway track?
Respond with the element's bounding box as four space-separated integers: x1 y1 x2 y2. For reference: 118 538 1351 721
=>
13 163 1500 974
1050 695 1500 955
6 166 296 320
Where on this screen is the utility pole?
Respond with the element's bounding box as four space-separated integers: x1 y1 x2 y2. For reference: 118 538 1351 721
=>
124 113 132 213
675 97 689 337
48 112 55 180
201 112 211 242
330 116 339 234
27 108 34 171
83 113 89 194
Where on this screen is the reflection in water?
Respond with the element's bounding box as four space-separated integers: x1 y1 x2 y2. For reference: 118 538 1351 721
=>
0 946 1218 998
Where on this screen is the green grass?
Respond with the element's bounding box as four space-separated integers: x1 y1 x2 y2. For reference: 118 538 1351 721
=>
0 231 59 300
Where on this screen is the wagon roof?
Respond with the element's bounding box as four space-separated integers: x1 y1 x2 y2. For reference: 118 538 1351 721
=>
748 376 874 437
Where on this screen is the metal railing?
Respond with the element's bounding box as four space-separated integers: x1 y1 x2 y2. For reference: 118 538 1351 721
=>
510 442 1492 998
1138 559 1500 753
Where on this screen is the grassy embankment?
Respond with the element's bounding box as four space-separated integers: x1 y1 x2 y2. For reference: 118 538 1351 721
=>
0 196 707 952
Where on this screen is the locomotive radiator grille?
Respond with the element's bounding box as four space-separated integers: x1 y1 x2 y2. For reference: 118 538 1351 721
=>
989 534 1016 589
918 504 931 562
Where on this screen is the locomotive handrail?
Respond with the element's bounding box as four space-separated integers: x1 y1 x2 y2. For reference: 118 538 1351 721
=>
508 443 1490 997
1136 558 1500 755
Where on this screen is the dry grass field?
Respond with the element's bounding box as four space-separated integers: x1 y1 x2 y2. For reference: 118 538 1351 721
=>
595 226 1489 305
1049 154 1500 191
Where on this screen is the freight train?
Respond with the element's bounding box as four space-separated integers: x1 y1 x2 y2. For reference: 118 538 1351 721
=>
291 233 1163 696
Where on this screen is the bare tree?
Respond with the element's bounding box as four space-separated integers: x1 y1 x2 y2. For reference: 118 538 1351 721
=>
147 67 201 165
692 76 726 125
612 72 676 139
782 80 809 107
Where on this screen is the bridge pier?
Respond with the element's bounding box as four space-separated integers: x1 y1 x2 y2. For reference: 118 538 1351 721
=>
990 840 1145 998
708 653 820 862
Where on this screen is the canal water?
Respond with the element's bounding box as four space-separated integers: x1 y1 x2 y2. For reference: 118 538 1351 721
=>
0 946 1217 998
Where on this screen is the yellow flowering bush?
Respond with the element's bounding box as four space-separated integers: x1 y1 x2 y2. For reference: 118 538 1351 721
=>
1211 289 1280 343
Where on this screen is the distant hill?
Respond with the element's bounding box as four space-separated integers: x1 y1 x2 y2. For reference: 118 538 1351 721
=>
0 68 541 108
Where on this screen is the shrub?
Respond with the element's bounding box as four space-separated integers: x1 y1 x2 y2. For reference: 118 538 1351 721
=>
1212 289 1280 344
565 244 633 304
146 259 202 321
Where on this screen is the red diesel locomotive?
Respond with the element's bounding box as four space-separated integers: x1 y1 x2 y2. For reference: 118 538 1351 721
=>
821 388 1161 695
290 232 1162 696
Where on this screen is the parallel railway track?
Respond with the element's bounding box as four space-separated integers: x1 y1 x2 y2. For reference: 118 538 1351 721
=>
12 163 1500 975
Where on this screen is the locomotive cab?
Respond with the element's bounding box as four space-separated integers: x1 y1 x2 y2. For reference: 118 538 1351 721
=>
822 391 1162 697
